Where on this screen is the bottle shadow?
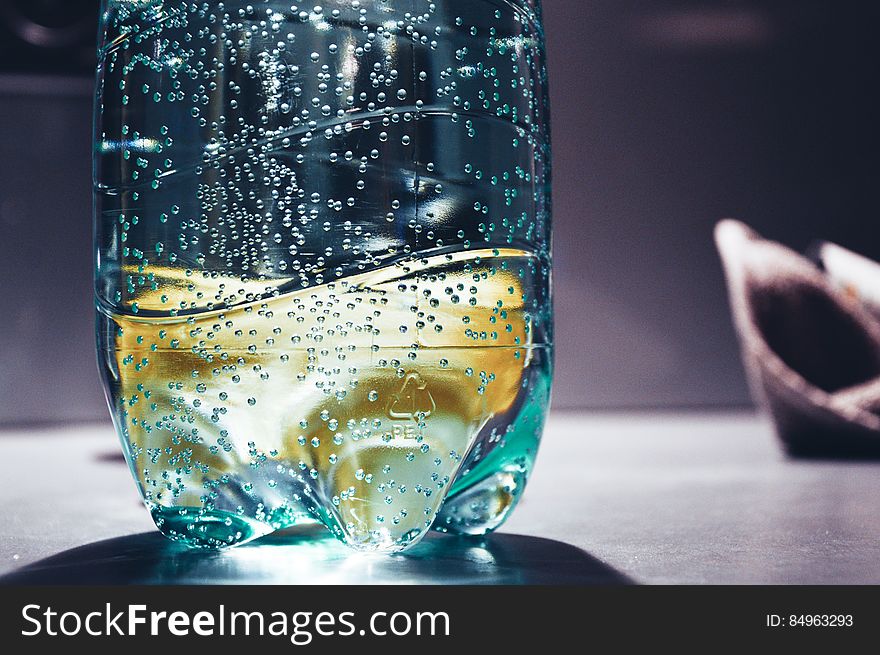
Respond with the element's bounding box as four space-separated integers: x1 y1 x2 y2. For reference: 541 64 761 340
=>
0 526 632 585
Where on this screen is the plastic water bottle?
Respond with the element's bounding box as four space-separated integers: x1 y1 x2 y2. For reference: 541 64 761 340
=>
95 0 552 552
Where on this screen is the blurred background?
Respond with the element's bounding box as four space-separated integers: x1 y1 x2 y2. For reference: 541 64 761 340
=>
1 0 879 424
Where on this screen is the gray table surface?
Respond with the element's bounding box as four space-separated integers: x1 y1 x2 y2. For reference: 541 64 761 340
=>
1 411 878 585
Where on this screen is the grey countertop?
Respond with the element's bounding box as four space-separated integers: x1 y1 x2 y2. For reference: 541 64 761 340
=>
1 411 878 585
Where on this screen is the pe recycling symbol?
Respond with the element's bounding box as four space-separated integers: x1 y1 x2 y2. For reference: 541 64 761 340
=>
387 372 436 421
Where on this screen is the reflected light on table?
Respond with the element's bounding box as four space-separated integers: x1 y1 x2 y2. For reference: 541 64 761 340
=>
1 523 630 585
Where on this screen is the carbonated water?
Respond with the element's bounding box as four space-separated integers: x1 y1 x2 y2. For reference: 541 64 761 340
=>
95 0 551 552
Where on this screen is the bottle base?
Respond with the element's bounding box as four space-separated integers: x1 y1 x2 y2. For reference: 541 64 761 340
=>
434 470 524 536
150 506 274 550
147 472 522 552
